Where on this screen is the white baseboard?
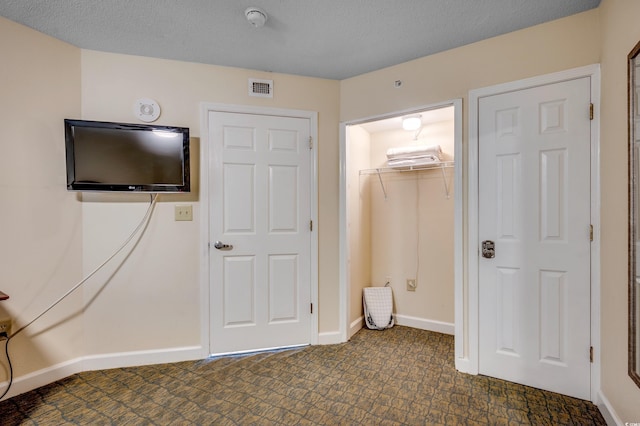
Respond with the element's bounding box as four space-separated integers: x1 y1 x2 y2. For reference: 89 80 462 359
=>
317 331 343 345
1 357 84 401
82 345 203 371
349 316 363 338
455 357 473 375
0 345 204 402
394 314 455 335
349 315 454 338
597 390 623 426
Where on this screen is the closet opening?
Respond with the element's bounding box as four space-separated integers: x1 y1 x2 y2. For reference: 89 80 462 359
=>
339 100 462 345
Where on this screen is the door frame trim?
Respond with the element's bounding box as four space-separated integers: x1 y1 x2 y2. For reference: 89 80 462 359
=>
199 103 319 356
465 64 601 401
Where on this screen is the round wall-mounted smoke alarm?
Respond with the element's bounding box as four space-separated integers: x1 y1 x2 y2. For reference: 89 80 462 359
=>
134 98 161 122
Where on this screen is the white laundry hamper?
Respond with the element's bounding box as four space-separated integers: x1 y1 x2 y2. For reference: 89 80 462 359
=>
363 286 395 330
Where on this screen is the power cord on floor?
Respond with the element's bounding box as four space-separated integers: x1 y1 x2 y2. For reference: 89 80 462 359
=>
0 194 158 401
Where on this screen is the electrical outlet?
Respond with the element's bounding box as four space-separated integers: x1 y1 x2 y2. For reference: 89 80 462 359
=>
385 276 392 286
175 205 193 221
0 318 11 336
406 279 417 292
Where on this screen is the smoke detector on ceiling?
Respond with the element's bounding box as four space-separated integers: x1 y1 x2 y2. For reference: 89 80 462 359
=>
245 7 267 28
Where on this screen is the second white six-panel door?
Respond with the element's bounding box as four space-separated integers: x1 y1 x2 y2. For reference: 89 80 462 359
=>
478 77 592 400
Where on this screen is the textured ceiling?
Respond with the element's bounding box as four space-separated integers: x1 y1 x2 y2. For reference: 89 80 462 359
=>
0 0 600 80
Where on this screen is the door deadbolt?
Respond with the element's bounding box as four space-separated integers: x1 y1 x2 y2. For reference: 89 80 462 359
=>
482 240 495 259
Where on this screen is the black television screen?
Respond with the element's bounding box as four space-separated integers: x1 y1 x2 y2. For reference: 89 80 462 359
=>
65 119 190 192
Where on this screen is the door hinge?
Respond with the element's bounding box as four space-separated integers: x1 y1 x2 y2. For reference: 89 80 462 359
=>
310 303 313 314
590 346 594 363
589 103 594 120
589 224 594 242
309 136 313 149
310 220 313 231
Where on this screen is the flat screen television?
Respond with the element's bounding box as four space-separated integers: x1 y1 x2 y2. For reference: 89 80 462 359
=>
65 119 190 192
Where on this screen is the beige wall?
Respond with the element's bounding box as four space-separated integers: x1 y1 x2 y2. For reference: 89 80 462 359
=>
0 17 83 380
79 50 341 354
340 10 600 124
598 0 640 421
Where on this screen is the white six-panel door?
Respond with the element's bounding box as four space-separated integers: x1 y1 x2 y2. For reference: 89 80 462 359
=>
478 77 592 400
208 111 311 355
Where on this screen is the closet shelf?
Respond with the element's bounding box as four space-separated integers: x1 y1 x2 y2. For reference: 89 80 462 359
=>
359 161 454 200
358 161 454 175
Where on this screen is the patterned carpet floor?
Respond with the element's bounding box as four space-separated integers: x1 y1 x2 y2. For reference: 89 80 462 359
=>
0 326 605 425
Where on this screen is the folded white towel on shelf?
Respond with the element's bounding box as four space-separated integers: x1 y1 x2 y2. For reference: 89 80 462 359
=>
385 144 443 169
386 144 442 161
387 156 441 168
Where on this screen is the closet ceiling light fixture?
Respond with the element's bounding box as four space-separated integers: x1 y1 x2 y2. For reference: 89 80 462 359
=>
402 115 422 131
245 7 268 28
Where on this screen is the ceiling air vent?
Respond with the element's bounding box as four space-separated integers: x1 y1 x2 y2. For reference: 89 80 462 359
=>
249 78 273 98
